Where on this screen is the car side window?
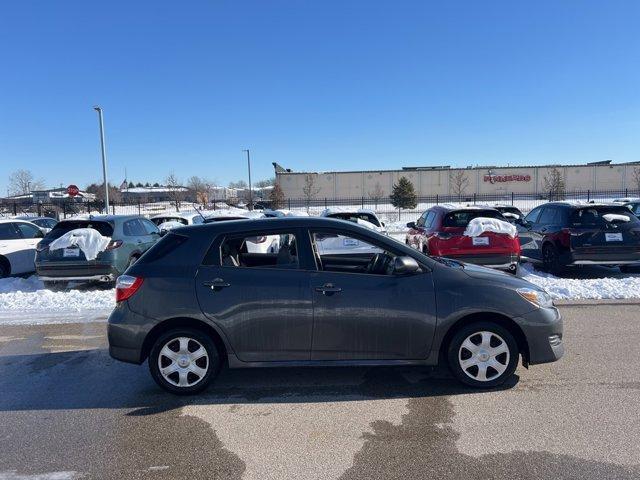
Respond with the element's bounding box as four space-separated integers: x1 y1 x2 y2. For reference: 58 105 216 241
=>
538 207 558 224
140 218 160 235
424 211 436 228
416 212 427 227
524 207 542 224
311 230 399 275
123 219 147 236
16 222 43 239
0 223 21 240
192 216 204 225
219 231 296 269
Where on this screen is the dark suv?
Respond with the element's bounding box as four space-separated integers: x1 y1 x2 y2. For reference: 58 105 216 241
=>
108 217 563 395
518 202 640 272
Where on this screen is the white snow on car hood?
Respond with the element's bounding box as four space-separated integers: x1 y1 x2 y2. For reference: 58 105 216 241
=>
48 228 112 260
602 213 631 223
463 217 517 238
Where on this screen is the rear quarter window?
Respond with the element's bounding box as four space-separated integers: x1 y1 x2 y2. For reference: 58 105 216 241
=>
136 233 189 264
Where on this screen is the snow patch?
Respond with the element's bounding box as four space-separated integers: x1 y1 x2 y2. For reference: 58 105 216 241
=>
520 263 640 300
463 217 517 238
48 228 111 260
603 213 630 223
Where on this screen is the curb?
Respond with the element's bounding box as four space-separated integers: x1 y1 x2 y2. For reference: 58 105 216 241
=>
555 298 640 306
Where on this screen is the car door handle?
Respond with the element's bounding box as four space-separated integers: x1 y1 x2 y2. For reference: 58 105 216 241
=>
315 283 342 295
203 278 231 290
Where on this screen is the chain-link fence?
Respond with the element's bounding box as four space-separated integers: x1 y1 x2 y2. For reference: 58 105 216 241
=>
1 188 638 230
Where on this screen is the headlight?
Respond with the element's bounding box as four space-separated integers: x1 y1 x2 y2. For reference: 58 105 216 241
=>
517 287 554 308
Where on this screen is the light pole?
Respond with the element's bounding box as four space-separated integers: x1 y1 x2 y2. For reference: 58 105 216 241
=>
93 106 110 213
243 149 253 210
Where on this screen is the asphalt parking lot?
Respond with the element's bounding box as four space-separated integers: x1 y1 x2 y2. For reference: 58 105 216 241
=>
0 303 639 480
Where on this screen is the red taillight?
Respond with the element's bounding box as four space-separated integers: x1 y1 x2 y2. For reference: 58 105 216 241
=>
115 275 143 302
106 240 123 250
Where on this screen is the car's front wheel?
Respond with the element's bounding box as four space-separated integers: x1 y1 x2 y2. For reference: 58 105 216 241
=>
149 328 220 395
447 322 519 388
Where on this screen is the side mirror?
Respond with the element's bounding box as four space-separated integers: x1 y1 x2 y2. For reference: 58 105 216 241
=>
393 256 420 275
406 221 416 229
158 230 167 237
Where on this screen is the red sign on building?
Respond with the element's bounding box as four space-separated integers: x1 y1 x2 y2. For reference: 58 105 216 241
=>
483 174 531 184
67 184 80 197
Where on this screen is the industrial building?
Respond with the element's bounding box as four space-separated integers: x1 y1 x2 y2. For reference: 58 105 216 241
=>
273 160 640 198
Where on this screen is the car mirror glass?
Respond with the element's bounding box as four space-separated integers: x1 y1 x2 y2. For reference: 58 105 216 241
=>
393 256 420 275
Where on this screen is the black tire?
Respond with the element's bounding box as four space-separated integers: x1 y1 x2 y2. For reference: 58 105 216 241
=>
447 321 519 388
542 243 562 274
149 328 220 395
0 261 8 279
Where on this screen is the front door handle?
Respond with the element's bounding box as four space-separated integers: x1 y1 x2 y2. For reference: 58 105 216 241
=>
315 283 342 295
203 278 231 290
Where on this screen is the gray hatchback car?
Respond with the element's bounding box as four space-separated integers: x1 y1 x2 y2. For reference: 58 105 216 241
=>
108 217 563 394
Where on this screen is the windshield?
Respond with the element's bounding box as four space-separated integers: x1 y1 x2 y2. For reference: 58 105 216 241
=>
46 220 114 240
442 210 504 228
569 207 639 227
327 212 381 227
152 217 188 226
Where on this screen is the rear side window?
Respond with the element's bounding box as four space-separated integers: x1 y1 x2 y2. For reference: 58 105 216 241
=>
327 213 381 227
524 208 542 224
569 207 639 227
47 221 114 240
538 208 558 224
0 223 21 240
137 233 188 264
442 210 503 227
219 231 298 269
16 223 42 239
123 219 147 236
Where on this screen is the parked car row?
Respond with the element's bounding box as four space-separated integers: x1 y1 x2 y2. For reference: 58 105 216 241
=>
405 201 640 274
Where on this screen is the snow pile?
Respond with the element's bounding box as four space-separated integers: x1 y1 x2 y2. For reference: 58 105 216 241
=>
520 263 640 300
603 214 630 223
464 217 517 238
0 276 114 323
49 228 111 260
157 220 185 231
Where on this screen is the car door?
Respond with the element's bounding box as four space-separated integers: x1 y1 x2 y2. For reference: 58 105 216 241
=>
309 228 437 361
14 222 43 274
195 227 315 362
0 223 30 275
138 218 161 251
518 206 543 260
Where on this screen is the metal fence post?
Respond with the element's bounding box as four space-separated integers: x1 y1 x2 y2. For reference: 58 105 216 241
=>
587 190 590 202
288 198 291 210
511 192 514 206
473 193 476 205
435 194 438 205
13 202 17 216
361 196 364 209
138 199 141 216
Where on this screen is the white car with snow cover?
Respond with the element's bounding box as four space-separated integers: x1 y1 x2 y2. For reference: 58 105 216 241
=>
320 208 388 234
0 219 45 277
150 211 206 233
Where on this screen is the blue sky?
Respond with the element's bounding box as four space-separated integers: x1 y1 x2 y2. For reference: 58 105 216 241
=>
0 0 638 194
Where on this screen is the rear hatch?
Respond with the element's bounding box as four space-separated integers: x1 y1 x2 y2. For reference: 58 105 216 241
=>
38 220 115 263
435 209 519 256
567 206 640 259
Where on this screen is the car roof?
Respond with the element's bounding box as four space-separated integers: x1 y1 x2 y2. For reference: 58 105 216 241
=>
175 216 383 235
0 218 39 225
544 201 624 209
58 214 140 223
151 211 203 220
321 207 378 216
429 204 500 213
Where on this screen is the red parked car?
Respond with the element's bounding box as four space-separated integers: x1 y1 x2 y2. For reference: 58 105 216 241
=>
405 206 521 273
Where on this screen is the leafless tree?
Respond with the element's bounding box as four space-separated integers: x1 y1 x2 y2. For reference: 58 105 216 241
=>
269 183 286 210
254 178 275 188
85 182 122 203
302 174 321 212
8 169 44 196
543 167 566 200
165 173 185 211
187 175 213 205
368 182 384 209
449 170 470 197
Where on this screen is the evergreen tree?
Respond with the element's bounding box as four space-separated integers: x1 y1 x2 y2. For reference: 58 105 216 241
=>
269 183 286 209
390 176 417 209
127 181 135 188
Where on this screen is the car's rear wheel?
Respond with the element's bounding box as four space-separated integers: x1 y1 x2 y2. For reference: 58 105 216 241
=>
149 328 220 395
447 322 519 388
542 244 561 274
0 261 8 279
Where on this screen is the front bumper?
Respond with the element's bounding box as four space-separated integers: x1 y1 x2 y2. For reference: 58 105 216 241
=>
517 306 564 365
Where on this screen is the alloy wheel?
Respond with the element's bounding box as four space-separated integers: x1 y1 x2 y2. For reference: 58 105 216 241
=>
157 337 209 388
458 331 510 382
